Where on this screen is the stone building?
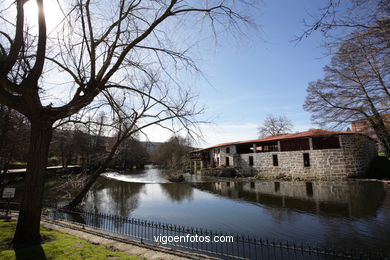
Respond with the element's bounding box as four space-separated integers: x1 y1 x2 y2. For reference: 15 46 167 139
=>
190 129 377 180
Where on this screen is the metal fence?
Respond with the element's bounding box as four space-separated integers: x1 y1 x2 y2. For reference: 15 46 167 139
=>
40 206 389 260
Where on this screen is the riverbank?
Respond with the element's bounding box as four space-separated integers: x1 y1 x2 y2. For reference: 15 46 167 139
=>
189 173 390 185
0 214 214 260
6 165 81 174
0 217 140 260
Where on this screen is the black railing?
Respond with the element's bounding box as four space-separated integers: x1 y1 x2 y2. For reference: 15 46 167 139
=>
1 202 389 259
40 206 388 260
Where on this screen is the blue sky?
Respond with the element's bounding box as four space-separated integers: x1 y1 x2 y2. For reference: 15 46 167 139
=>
21 0 333 147
145 1 333 147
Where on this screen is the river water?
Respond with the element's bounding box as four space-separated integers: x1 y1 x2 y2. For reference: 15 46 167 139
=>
44 165 390 255
63 165 390 255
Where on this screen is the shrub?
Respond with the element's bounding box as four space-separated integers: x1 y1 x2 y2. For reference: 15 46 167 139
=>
48 157 60 166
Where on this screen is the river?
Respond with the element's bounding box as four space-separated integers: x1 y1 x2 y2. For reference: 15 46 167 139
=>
46 165 390 255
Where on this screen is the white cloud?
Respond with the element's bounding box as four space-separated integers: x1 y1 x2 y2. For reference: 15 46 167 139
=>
198 123 259 147
140 122 316 148
139 125 175 143
140 122 260 148
293 124 316 132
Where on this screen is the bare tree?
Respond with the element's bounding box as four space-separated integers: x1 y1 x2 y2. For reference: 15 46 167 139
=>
257 114 293 138
50 117 108 169
299 0 389 157
112 137 149 170
153 135 191 169
0 106 29 173
303 29 390 156
65 75 200 208
0 0 254 246
297 0 389 44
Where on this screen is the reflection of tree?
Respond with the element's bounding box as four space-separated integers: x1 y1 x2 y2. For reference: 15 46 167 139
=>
84 188 102 214
348 182 385 216
84 178 144 217
160 183 193 202
108 181 144 216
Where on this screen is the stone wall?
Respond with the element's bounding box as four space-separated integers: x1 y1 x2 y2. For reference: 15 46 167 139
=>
340 135 377 177
236 135 377 180
199 167 236 177
238 149 347 180
215 145 236 167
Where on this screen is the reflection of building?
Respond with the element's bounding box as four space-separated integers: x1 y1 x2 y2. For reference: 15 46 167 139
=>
195 181 385 218
191 129 377 180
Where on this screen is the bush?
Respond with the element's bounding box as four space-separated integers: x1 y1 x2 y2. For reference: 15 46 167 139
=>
48 157 60 166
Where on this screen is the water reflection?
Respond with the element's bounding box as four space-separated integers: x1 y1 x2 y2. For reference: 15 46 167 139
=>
42 169 390 254
160 183 193 202
194 181 385 218
84 178 145 216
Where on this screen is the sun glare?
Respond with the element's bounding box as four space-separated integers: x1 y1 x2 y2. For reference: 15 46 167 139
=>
24 0 63 33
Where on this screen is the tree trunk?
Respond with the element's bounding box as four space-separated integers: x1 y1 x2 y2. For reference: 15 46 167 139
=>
12 118 53 248
65 168 103 209
66 138 123 208
367 114 390 158
375 125 390 157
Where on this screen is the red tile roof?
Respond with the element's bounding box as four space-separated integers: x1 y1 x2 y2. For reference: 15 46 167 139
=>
192 129 357 152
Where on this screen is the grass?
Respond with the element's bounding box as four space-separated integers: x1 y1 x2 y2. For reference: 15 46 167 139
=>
7 161 27 169
9 161 27 166
0 220 142 260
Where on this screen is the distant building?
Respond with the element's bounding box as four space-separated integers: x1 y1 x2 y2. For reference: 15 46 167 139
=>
351 114 390 140
190 129 377 180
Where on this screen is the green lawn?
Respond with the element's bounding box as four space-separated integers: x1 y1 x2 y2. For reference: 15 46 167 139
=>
0 220 143 260
7 161 27 169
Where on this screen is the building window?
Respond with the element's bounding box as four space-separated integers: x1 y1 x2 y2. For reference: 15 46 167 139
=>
272 154 278 166
249 156 254 166
226 157 230 166
226 147 230 153
303 153 310 167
